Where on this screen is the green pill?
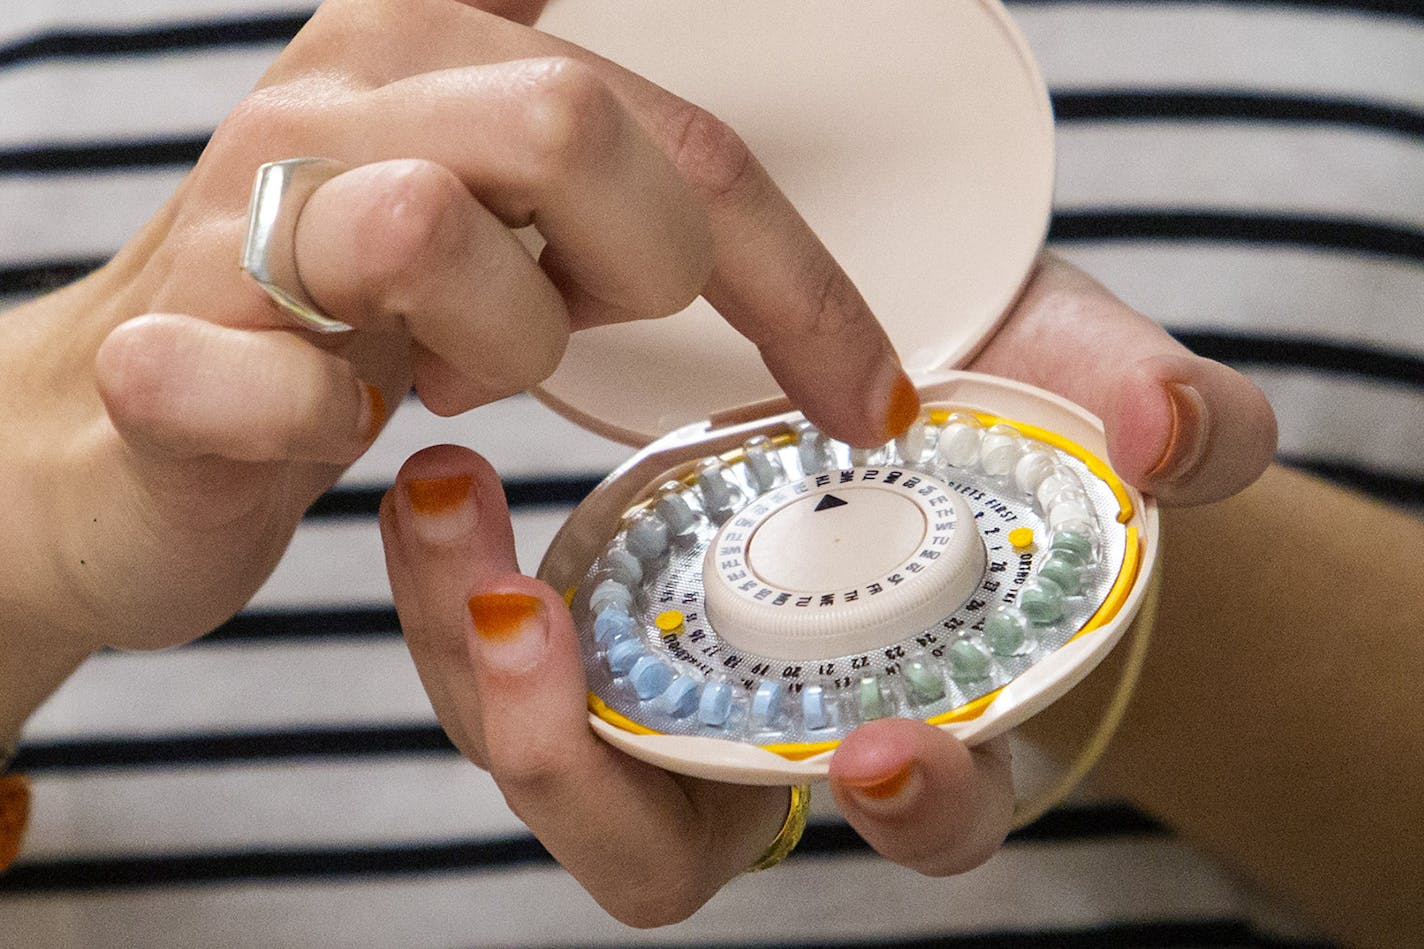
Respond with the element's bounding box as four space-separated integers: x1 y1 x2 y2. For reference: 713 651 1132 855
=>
1050 523 1095 563
1019 577 1066 625
949 640 991 681
858 676 890 720
903 659 946 703
984 608 1031 656
1038 549 1084 595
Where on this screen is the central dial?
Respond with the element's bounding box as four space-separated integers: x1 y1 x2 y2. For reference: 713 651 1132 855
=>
703 467 985 660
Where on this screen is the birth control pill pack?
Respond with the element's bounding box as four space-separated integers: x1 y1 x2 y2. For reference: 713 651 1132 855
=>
533 0 1160 784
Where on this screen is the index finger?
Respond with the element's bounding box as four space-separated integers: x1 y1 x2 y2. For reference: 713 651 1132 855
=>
656 101 922 447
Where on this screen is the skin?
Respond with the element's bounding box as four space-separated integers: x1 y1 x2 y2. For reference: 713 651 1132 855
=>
375 255 1278 925
2 0 919 678
2 0 1277 932
1022 467 1424 948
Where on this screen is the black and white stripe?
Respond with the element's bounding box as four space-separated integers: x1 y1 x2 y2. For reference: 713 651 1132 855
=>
6 1 1421 945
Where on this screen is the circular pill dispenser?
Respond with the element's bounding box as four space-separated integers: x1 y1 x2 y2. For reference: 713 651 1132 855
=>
532 1 1160 784
703 466 986 660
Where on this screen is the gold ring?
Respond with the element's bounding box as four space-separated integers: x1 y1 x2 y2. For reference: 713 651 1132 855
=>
744 783 810 873
240 157 354 334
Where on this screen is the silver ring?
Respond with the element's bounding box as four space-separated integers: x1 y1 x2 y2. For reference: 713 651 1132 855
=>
240 157 354 334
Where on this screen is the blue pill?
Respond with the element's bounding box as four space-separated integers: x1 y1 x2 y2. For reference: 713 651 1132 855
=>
655 676 700 718
626 512 670 561
601 548 643 586
699 681 733 726
606 638 644 676
751 681 784 727
589 579 633 616
802 685 832 731
630 656 674 700
593 607 636 645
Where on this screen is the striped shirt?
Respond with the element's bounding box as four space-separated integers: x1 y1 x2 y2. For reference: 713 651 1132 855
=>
2 1 1419 946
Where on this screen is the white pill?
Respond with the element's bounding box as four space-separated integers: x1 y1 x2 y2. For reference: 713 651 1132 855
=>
896 421 928 464
1048 498 1094 529
801 685 833 731
979 426 1022 476
1035 467 1082 511
743 436 783 493
795 422 831 474
1014 449 1057 496
697 461 735 513
935 423 981 467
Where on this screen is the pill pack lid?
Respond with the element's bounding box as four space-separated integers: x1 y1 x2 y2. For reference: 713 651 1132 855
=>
534 0 1054 446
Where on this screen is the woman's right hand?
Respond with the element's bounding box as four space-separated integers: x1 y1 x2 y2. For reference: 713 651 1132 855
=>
0 0 916 671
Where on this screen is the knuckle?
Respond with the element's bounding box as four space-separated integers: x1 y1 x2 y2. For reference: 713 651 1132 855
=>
777 259 866 343
515 57 623 183
399 614 470 667
807 262 862 337
209 84 332 167
488 743 567 805
348 161 469 290
664 102 756 203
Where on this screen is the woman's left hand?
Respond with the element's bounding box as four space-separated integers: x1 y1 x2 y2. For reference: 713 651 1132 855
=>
380 445 1014 926
379 250 1277 924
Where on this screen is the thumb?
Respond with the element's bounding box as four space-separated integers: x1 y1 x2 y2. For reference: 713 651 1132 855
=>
830 720 1014 876
95 313 389 465
973 254 1277 505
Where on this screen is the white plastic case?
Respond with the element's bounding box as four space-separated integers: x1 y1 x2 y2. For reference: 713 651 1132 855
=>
532 0 1160 784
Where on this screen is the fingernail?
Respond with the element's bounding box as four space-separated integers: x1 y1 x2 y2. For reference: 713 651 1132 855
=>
362 384 387 441
845 761 917 803
403 474 475 545
467 592 546 673
880 368 920 441
1148 383 1210 483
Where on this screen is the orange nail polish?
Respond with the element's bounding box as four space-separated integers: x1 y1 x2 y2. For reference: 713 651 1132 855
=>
1147 383 1209 482
883 373 920 441
0 774 31 872
405 475 473 517
364 384 387 440
850 763 914 801
467 592 543 642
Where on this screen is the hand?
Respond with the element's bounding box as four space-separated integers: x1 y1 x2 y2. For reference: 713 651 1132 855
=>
0 0 915 658
971 252 1277 507
381 446 1014 925
380 253 1276 924
824 250 1277 860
